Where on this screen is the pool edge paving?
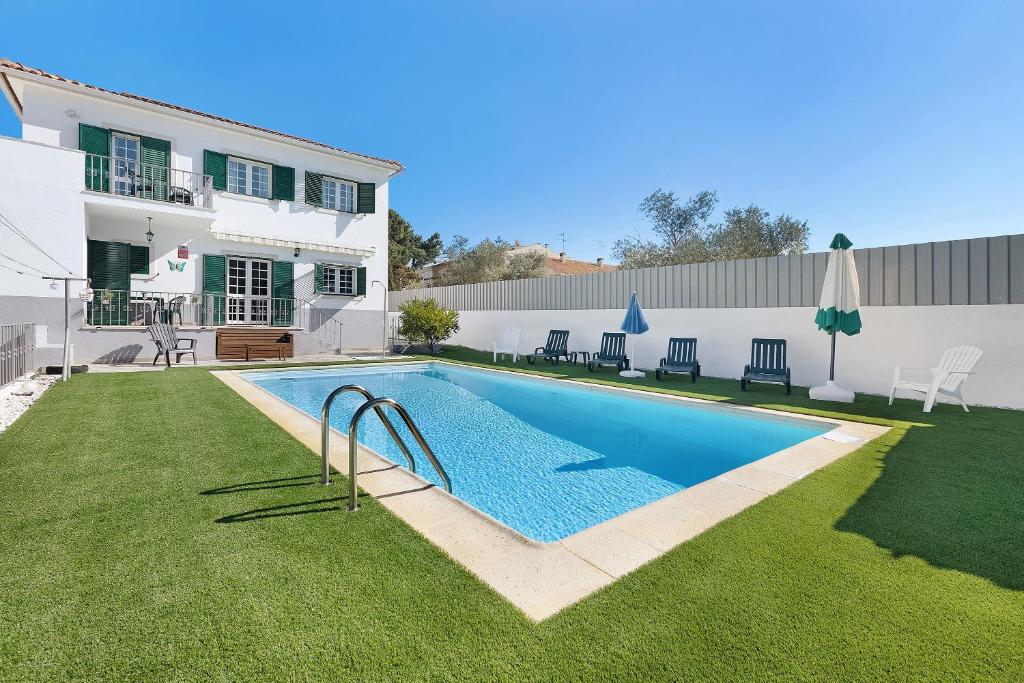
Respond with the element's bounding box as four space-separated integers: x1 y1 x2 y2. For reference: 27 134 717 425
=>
213 364 890 621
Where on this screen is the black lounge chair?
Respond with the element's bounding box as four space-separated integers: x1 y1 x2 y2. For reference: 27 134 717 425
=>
588 332 629 372
147 323 197 368
655 337 700 381
741 338 791 394
526 329 570 365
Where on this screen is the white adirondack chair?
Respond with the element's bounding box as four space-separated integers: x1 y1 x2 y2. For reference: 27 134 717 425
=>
492 328 521 362
888 345 983 413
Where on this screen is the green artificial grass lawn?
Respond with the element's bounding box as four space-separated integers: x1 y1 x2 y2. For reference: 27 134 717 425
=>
1 347 1021 680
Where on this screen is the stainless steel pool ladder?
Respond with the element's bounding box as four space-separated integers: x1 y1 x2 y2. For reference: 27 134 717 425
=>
321 384 452 512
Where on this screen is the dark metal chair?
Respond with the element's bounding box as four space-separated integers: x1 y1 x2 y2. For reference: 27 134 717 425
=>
587 332 629 372
166 296 186 325
655 337 700 381
741 338 791 394
526 330 571 365
147 323 197 367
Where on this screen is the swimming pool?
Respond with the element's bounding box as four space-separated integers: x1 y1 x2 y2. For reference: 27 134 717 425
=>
243 362 832 542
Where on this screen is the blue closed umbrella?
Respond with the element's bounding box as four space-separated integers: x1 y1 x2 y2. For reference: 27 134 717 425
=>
619 291 649 377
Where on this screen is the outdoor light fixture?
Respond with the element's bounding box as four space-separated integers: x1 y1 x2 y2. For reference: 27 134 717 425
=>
294 247 300 257
145 217 154 243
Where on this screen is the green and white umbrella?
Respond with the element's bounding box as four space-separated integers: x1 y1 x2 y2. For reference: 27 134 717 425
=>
810 233 861 402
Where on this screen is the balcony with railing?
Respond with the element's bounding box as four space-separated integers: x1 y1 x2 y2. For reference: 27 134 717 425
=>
85 290 344 351
84 153 213 209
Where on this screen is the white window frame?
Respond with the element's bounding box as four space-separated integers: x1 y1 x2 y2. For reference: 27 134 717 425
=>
321 176 356 213
227 156 272 198
322 264 356 296
111 132 141 196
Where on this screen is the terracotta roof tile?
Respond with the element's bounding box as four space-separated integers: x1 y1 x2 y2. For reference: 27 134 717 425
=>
0 58 403 170
545 257 618 275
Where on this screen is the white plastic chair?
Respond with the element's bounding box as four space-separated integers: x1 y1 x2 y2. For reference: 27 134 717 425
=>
888 345 983 413
492 328 521 363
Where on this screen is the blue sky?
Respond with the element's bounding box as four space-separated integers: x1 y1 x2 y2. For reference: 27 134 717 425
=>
2 1 1021 261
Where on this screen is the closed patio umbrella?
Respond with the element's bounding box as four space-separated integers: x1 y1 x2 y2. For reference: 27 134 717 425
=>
619 291 649 378
809 233 862 402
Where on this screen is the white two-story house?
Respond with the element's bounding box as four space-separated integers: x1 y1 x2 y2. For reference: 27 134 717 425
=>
0 58 400 363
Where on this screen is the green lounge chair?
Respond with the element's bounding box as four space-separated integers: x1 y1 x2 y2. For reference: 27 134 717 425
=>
587 332 629 372
526 330 570 366
741 338 791 394
655 337 700 381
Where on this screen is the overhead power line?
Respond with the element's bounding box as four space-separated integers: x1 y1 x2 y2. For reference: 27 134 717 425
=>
0 260 42 278
0 251 48 275
0 209 74 274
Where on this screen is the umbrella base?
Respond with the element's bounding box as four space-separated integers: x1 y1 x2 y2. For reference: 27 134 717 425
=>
809 380 855 403
619 370 646 378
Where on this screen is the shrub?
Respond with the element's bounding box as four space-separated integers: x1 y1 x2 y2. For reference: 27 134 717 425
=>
397 299 460 354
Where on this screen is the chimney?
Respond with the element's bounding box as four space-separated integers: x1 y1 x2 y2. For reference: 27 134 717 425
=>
559 252 566 262
596 257 604 266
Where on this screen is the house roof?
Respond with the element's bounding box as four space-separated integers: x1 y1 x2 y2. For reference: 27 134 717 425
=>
0 58 403 172
545 257 618 276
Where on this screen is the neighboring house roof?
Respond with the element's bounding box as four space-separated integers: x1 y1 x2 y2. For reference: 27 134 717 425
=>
544 257 618 276
418 254 617 280
0 58 404 172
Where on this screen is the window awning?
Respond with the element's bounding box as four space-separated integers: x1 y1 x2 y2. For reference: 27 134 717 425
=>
208 230 375 257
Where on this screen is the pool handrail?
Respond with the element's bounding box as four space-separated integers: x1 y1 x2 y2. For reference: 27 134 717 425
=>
321 384 417 484
344 397 453 512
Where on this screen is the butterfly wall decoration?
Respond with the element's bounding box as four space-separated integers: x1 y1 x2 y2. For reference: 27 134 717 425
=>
167 260 187 272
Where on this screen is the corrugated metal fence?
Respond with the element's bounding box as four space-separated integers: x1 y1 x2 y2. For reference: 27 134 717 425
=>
392 234 1024 311
0 323 35 387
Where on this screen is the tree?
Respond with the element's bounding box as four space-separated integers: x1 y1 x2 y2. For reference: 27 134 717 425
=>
397 298 460 354
612 189 808 269
389 209 442 290
710 205 809 261
437 237 547 286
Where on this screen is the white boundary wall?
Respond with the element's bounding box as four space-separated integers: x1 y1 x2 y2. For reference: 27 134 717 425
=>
443 305 1024 410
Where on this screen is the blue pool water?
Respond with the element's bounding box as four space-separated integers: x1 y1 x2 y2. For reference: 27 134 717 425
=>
244 363 831 542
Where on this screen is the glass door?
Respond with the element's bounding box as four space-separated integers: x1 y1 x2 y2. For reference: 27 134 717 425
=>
111 133 140 197
249 260 270 324
226 257 271 325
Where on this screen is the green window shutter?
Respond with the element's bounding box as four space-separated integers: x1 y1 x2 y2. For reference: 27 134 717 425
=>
78 123 110 155
272 165 295 201
314 262 324 294
140 136 171 200
272 261 294 298
129 244 150 275
305 171 323 207
272 261 295 325
79 123 110 192
140 136 170 167
203 150 227 191
356 267 367 296
202 254 226 325
357 183 375 214
87 239 130 291
202 254 226 294
87 239 130 324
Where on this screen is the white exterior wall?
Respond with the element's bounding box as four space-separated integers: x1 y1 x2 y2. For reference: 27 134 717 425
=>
16 81 392 312
0 136 87 297
441 305 1024 410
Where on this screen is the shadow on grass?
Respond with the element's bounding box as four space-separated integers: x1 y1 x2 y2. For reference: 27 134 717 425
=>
215 493 368 524
201 475 322 496
835 418 1024 591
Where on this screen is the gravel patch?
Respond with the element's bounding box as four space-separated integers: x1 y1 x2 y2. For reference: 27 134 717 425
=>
0 374 58 434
